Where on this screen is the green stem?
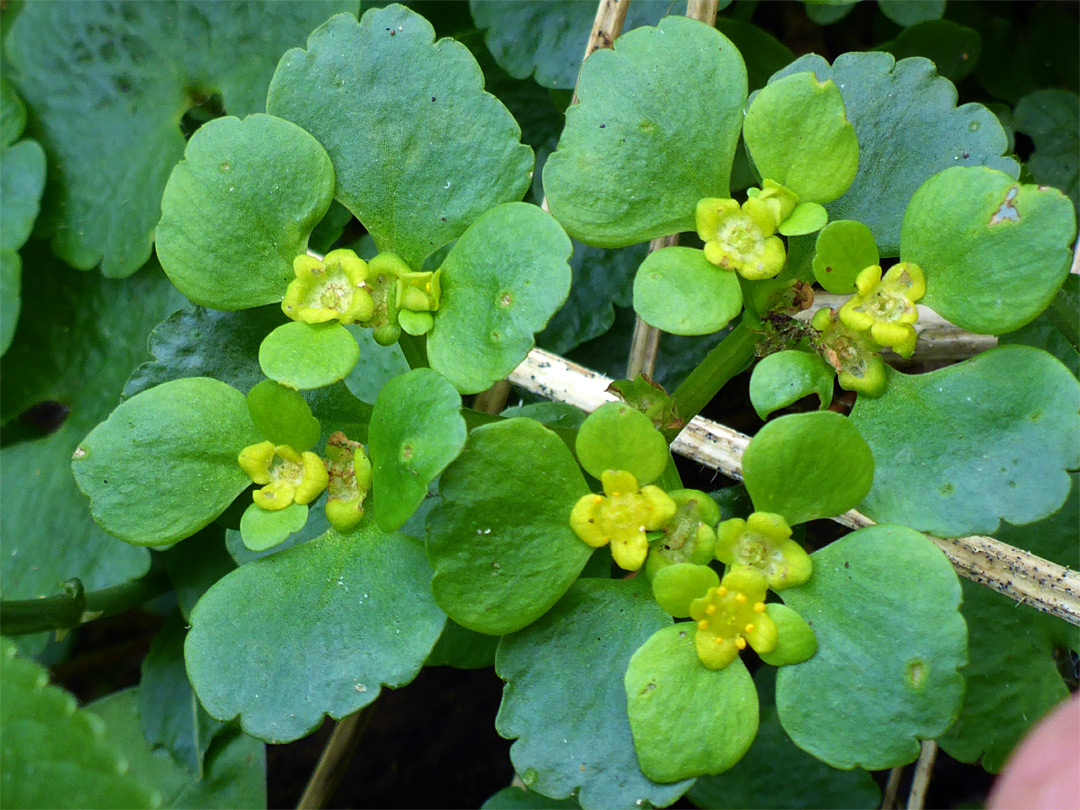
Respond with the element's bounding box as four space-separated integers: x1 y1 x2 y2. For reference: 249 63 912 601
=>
0 569 172 636
398 333 429 369
669 323 758 433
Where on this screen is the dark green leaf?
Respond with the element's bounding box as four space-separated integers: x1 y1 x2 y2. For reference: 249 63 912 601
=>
343 324 410 403
748 350 834 420
0 76 27 146
424 618 499 670
714 19 794 91
881 20 981 84
258 321 360 390
0 250 20 356
161 524 237 620
483 786 580 809
0 137 45 252
633 247 743 337
878 0 944 27
1014 90 1079 215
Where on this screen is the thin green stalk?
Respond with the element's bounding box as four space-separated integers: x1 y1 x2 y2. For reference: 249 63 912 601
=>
669 323 758 433
0 569 172 636
398 332 429 369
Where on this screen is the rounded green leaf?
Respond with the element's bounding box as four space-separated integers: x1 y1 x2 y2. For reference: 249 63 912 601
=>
742 411 873 526
544 16 747 247
901 166 1076 334
426 419 591 635
369 368 467 532
626 623 759 782
427 202 572 394
777 201 828 236
879 0 944 27
744 73 858 204
881 20 982 84
343 325 411 403
186 522 445 743
651 563 719 618
758 603 817 667
632 247 743 336
775 525 966 769
850 346 1080 535
156 114 335 309
748 350 834 420
495 579 692 809
0 250 21 356
246 379 320 451
575 401 669 485
267 6 532 269
239 501 308 552
72 377 260 547
258 321 360 390
1014 90 1079 215
768 52 1017 256
812 219 879 294
0 138 46 252
0 77 27 146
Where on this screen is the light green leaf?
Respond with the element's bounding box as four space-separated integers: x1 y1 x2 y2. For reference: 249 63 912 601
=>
496 579 691 809
89 687 266 809
186 521 445 742
0 137 46 252
879 0 945 27
426 419 591 635
812 219 879 294
225 495 330 566
258 321 360 390
246 379 320 451
544 16 747 247
777 202 828 236
0 250 20 355
632 247 743 337
901 167 1075 334
575 401 670 485
5 1 355 277
881 20 981 84
427 202 572 394
776 525 967 769
748 350 834 420
1014 90 1079 215
758 603 817 667
156 114 334 309
239 501 308 552
72 377 261 546
1 638 161 809
343 324 410 403
267 6 532 270
742 411 874 525
769 52 1017 256
369 368 466 531
744 73 857 204
850 346 1080 535
626 623 758 782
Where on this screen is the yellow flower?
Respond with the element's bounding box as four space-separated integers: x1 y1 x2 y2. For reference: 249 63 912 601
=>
569 470 677 571
689 567 778 670
839 263 926 359
695 196 787 280
714 512 811 590
323 432 372 532
238 440 328 511
812 307 888 397
281 248 375 325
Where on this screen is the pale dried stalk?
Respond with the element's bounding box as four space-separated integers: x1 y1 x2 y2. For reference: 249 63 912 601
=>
571 0 631 105
508 347 1080 626
296 708 372 809
881 766 904 810
906 740 938 810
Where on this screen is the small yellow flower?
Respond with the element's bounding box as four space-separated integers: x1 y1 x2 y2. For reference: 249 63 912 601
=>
695 196 786 280
238 440 328 511
323 432 372 532
569 470 677 571
839 263 926 359
282 249 375 325
689 567 778 670
714 512 811 591
812 307 888 397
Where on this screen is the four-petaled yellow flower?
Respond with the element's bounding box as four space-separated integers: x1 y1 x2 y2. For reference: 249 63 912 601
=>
695 196 786 280
570 470 677 571
839 262 926 359
689 567 778 670
238 440 328 511
714 512 812 590
812 307 888 397
282 248 375 325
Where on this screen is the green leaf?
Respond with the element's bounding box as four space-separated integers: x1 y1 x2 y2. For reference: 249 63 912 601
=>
343 324 410 403
72 377 261 546
850 346 1080 535
901 167 1076 334
880 20 981 84
544 16 747 247
424 618 499 670
186 521 445 742
5 1 355 277
607 376 682 432
124 305 287 399
744 73 858 204
1 76 27 146
0 137 46 252
575 401 670 485
748 350 834 420
88 687 266 809
245 379 320 451
878 0 945 27
804 1 856 25
0 250 20 356
812 219 879 294
426 419 591 635
742 411 874 525
427 202 572 394
1014 90 1079 215
258 321 360 390
769 52 1018 256
369 368 466 531
156 114 335 309
626 623 758 782
161 525 237 622
267 6 532 270
501 402 586 431
469 0 693 90
632 247 743 337
496 579 692 809
139 612 224 777
777 202 828 236
714 18 795 92
1 639 161 809
483 786 580 810
937 580 1071 774
757 603 817 667
225 495 330 566
239 501 308 552
775 525 967 769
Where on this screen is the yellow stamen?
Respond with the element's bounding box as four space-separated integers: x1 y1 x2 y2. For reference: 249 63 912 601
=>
753 602 766 613
735 637 747 650
697 619 709 631
717 586 728 597
714 636 724 644
745 624 754 633
705 604 716 616
735 592 748 603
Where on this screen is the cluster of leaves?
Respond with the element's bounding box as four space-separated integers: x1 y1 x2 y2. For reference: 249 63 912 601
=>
1 2 1077 809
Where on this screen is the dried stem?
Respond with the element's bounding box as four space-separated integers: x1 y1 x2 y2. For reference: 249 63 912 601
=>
572 0 631 105
296 709 373 810
882 766 904 809
906 740 938 810
508 347 1080 626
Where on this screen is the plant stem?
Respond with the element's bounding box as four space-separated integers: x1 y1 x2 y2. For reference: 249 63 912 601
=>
906 740 937 810
669 323 758 427
627 235 679 380
296 708 373 809
397 333 428 369
881 766 903 809
0 569 172 636
472 380 511 415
